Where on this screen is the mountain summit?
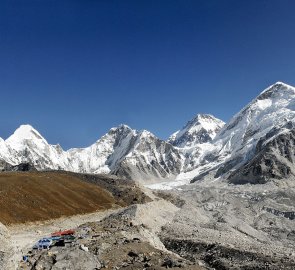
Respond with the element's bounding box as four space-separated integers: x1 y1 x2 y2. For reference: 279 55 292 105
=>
168 114 225 148
6 124 44 141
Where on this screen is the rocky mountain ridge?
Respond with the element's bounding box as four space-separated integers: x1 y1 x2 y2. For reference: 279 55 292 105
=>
0 124 185 182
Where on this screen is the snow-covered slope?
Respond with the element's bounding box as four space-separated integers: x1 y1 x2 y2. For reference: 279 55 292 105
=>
67 125 137 174
215 82 295 159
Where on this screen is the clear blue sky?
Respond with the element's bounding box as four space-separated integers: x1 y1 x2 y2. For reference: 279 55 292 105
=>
1 0 295 149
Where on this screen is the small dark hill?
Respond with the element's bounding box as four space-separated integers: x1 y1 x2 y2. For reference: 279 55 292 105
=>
0 171 119 225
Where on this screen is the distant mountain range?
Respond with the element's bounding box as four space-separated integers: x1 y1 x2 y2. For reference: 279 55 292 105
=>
2 82 295 185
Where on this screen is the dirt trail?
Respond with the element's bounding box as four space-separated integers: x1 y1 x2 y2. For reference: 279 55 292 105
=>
7 208 119 270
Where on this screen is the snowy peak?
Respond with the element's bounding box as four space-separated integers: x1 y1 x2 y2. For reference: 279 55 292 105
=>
0 125 67 170
217 81 295 151
6 124 46 144
104 124 137 151
5 124 49 154
65 124 138 174
132 130 163 152
137 130 155 140
109 124 133 134
104 124 137 144
168 114 225 148
257 81 295 100
191 114 225 132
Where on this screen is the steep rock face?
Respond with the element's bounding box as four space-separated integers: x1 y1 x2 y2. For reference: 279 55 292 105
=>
168 114 225 148
113 130 182 182
228 125 295 184
0 159 12 171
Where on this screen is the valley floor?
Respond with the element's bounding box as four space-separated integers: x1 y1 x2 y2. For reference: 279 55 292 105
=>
12 199 204 270
1 171 295 269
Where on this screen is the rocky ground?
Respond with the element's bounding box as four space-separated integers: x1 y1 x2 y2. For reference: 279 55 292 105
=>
159 180 295 269
17 179 295 270
0 222 12 269
17 200 204 270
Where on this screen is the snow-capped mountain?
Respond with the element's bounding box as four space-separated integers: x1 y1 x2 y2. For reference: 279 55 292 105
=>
0 124 182 182
191 82 295 184
67 125 182 182
215 82 295 159
2 81 295 186
1 125 67 170
168 114 225 148
112 129 182 181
